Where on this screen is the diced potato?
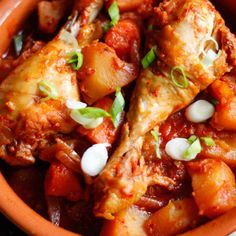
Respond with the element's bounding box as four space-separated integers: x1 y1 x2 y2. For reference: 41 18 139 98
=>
145 198 200 236
200 137 236 169
187 159 236 218
38 0 70 34
210 74 236 130
100 206 150 236
78 42 137 105
211 97 236 130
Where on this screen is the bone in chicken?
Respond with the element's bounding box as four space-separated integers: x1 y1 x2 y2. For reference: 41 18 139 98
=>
0 0 104 166
94 0 236 219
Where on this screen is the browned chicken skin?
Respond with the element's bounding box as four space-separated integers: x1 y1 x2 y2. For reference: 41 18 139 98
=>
0 0 104 166
94 0 236 219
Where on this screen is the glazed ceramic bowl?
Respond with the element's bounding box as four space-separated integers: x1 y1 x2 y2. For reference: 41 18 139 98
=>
0 0 236 235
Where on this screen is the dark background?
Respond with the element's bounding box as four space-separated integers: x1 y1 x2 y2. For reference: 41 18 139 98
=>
0 214 25 236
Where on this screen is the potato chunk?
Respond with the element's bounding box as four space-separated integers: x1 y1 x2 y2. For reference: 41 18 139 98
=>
100 206 150 236
145 198 200 236
78 42 137 104
187 159 236 218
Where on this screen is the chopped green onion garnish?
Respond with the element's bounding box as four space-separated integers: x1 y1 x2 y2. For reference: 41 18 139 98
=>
171 66 188 89
188 135 197 144
151 130 161 159
211 98 219 106
110 87 125 128
79 107 110 119
70 109 104 129
108 1 120 27
148 25 154 30
14 33 23 56
200 137 215 146
68 52 83 70
183 138 202 160
141 47 156 69
38 80 58 102
103 22 111 32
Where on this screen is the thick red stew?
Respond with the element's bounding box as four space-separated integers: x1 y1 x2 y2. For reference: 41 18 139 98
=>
0 0 236 235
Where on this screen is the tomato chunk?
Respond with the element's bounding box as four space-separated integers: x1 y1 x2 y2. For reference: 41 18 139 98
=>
78 97 123 144
105 19 140 61
45 162 83 201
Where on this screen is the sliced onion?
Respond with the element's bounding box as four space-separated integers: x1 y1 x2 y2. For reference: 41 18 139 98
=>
185 100 215 123
55 138 81 173
199 36 219 56
165 138 190 161
66 99 87 110
81 143 110 176
46 196 61 226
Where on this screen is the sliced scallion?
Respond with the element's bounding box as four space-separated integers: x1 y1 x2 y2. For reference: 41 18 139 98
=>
148 25 154 30
200 137 215 146
151 130 161 159
211 98 219 106
108 1 120 27
38 80 58 102
79 107 111 119
70 109 103 129
141 47 156 69
171 66 188 89
183 138 202 160
110 87 125 128
188 135 197 144
103 22 111 32
14 33 23 56
68 52 83 70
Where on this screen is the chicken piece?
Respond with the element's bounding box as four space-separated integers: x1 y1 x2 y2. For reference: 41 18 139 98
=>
0 0 104 166
94 0 236 219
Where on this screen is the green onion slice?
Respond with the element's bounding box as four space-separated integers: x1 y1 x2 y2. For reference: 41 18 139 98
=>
68 52 83 70
148 25 154 30
103 22 111 32
70 109 104 129
151 130 161 159
200 137 215 146
188 135 197 144
141 47 156 69
78 107 110 119
211 98 219 106
183 138 202 160
108 1 120 26
14 33 23 56
38 80 59 102
171 66 188 89
110 87 125 128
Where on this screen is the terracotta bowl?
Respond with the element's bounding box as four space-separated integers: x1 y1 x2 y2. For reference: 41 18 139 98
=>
0 0 236 235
